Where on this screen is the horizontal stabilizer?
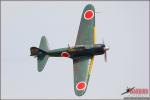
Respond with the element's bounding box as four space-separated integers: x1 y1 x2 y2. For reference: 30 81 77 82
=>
38 54 49 72
38 36 49 72
39 36 49 52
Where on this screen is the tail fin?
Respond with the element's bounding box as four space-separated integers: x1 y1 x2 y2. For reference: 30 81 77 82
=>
30 36 49 72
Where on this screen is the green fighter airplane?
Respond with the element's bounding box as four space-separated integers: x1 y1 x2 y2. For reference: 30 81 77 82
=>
30 4 109 96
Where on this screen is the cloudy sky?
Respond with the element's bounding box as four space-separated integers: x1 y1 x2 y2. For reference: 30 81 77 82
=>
1 1 149 99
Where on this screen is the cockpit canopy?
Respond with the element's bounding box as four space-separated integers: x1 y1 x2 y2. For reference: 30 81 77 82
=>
74 44 105 49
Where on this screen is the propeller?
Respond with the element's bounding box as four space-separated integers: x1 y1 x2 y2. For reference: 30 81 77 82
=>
102 40 109 62
104 47 109 62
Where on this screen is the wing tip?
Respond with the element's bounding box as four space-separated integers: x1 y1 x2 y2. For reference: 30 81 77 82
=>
85 4 95 8
74 88 87 96
74 81 89 96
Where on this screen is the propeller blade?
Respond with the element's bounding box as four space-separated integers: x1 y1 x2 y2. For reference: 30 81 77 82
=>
102 39 104 44
104 51 107 62
102 39 109 62
104 47 109 62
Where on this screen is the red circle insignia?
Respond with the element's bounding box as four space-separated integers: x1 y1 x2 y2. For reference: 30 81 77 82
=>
61 52 70 57
84 10 94 20
76 81 87 91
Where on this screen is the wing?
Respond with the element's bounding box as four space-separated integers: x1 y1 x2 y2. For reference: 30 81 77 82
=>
73 4 96 96
75 4 96 45
73 56 94 96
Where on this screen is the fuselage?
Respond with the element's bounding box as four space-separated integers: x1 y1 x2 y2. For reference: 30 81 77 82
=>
47 44 105 58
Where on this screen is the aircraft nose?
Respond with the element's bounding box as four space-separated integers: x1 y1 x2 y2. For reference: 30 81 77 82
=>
102 44 105 48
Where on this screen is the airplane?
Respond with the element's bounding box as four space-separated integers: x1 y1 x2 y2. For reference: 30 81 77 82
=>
121 87 135 95
30 4 109 96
